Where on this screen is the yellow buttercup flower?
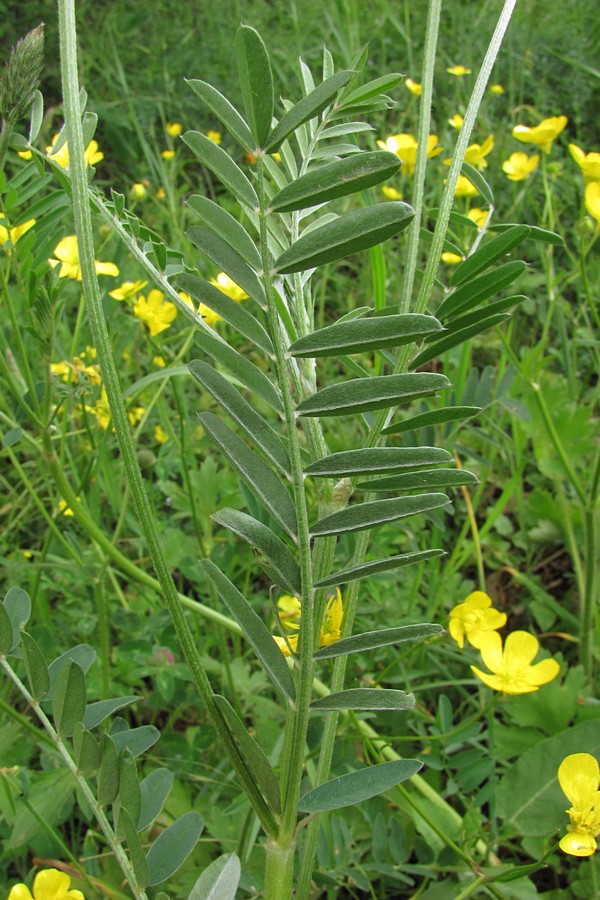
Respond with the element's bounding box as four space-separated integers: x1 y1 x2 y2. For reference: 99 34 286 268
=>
441 252 463 265
207 129 222 144
46 133 103 169
445 136 494 171
156 187 166 200
133 289 177 336
0 217 35 248
453 175 479 197
273 590 343 656
50 356 100 385
470 630 560 694
512 115 568 153
502 151 540 181
210 272 249 302
376 134 443 177
447 65 472 77
161 149 175 160
319 588 343 647
8 867 85 899
448 114 464 130
18 149 33 160
166 122 182 137
127 405 145 425
585 182 600 230
58 499 74 517
405 78 422 96
129 182 147 201
109 279 148 301
558 753 600 857
153 355 166 368
92 387 111 430
382 185 402 200
467 207 489 228
449 591 506 649
569 144 600 184
49 236 119 281
154 424 169 444
490 83 505 95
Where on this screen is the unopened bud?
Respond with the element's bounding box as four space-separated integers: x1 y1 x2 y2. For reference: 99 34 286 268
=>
0 25 44 125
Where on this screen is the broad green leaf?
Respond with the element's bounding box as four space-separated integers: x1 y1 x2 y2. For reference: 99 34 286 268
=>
358 468 479 492
341 73 404 106
52 659 86 736
314 549 445 588
236 25 273 147
21 632 49 700
288 313 441 358
214 695 281 813
451 225 530 287
297 373 450 417
490 223 563 245
194 328 282 413
121 807 149 888
177 273 273 355
146 812 205 886
187 196 261 269
3 586 31 651
199 413 296 537
72 723 100 773
305 447 452 478
111 725 160 758
312 688 415 711
98 734 120 805
118 750 141 832
189 853 241 900
182 131 258 209
461 162 494 205
0 602 14 654
139 768 174 831
46 644 96 700
436 260 527 320
382 405 481 435
275 202 414 274
185 80 254 152
201 560 295 702
212 508 301 595
270 152 401 212
298 759 423 813
410 313 511 368
189 360 290 475
265 70 355 152
188 226 266 307
82 695 139 730
310 493 450 537
314 622 444 660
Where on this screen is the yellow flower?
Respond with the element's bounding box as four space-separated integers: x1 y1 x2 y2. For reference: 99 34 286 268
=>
156 187 166 200
502 151 540 181
207 129 222 144
49 236 119 281
449 591 506 648
273 589 343 656
18 149 33 159
8 868 85 900
58 499 74 517
467 207 489 228
512 115 568 153
199 304 222 328
210 272 249 302
558 753 600 857
471 630 560 694
448 114 464 130
133 289 177 336
376 134 443 177
465 135 494 169
166 122 182 137
92 387 111 430
569 144 600 184
129 182 147 201
50 356 100 385
154 424 169 444
490 83 505 95
127 405 145 425
454 175 479 197
447 65 471 77
153 355 166 368
161 149 175 160
382 185 403 200
441 251 463 265
109 279 148 301
0 217 36 248
585 182 600 230
46 133 103 169
319 588 343 647
405 78 422 96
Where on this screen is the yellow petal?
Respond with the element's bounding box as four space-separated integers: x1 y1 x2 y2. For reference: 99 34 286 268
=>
94 261 119 278
558 753 600 808
464 591 493 610
8 885 34 900
448 617 465 648
470 665 504 692
526 657 560 686
502 630 540 667
477 631 504 673
559 830 597 857
33 868 74 898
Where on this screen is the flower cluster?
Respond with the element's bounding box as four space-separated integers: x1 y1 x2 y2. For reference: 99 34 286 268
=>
49 236 119 281
558 753 600 857
273 589 343 656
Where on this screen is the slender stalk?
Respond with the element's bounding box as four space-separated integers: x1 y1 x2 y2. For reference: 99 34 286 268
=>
0 119 12 173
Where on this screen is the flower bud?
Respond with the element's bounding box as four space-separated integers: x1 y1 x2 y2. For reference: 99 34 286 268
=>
0 25 44 125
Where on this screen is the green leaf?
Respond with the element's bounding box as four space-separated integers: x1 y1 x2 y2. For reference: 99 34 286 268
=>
314 622 444 660
298 759 423 813
187 196 261 269
201 560 295 702
212 508 301 595
21 632 49 700
72 723 100 773
28 90 44 143
117 750 141 832
314 549 445 587
489 223 563 246
52 659 86 736
451 225 530 287
427 295 526 339
177 273 273 355
436 260 527 320
185 80 254 152
312 688 415 711
275 202 414 273
265 70 355 152
382 405 481 435
236 25 273 148
0 602 14 654
461 162 494 205
305 447 452 478
3 586 31 651
82 695 139 730
358 468 479 492
182 131 258 209
111 725 160 758
310 493 449 537
341 73 404 106
146 811 205 886
194 328 282 413
199 413 296 537
121 807 149 889
270 152 401 212
8 770 74 851
297 373 450 418
214 695 281 813
188 226 266 307
138 768 174 831
46 644 96 700
97 734 120 806
288 313 441 358
409 313 511 368
189 360 289 476
189 853 241 900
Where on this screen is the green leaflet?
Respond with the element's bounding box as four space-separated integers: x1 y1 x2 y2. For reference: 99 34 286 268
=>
382 405 481 435
3 586 31 652
358 468 479 492
82 695 140 730
288 313 441 358
489 222 563 245
461 161 494 205
310 493 450 537
311 688 415 711
410 313 511 368
425 295 526 340
450 225 530 287
111 724 161 758
97 733 119 806
274 202 414 274
189 854 241 900
269 151 401 212
314 549 445 587
236 25 273 148
305 447 452 478
117 750 142 833
297 373 450 417
187 226 266 307
138 768 174 831
52 658 86 736
187 195 261 269
340 73 404 106
182 131 258 209
121 808 148 888
313 623 444 660
265 70 355 152
436 260 527 320
72 723 100 773
185 80 254 152
21 632 49 700
298 759 423 813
